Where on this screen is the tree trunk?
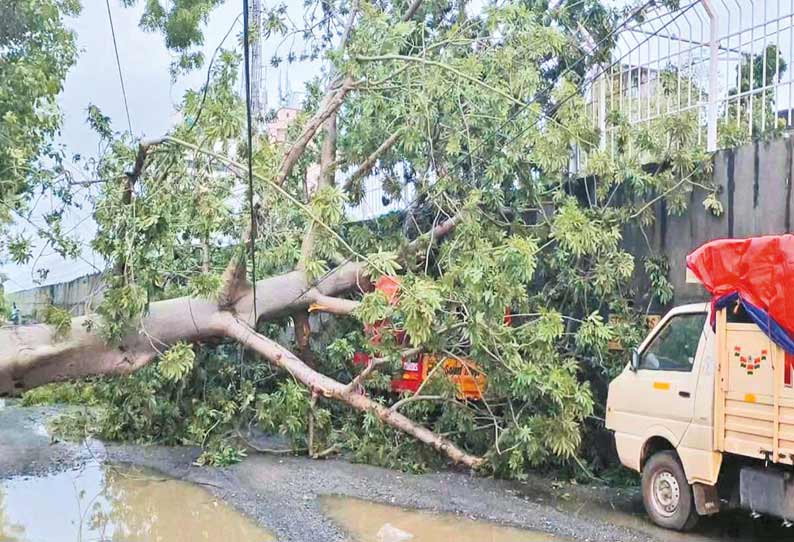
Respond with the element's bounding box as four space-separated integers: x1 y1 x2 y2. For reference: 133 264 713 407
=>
0 262 365 394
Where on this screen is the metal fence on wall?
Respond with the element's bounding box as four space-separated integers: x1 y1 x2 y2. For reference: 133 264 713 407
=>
580 0 794 169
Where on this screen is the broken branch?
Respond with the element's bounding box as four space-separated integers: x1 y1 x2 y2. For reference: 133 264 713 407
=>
275 75 356 189
343 130 403 194
221 314 482 468
308 294 360 316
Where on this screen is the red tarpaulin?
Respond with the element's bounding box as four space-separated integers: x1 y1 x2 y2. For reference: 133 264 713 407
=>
687 235 794 359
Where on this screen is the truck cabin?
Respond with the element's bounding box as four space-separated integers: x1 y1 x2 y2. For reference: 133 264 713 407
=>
607 235 794 531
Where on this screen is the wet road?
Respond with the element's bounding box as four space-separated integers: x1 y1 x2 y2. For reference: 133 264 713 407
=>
514 468 794 541
0 462 273 541
0 401 792 541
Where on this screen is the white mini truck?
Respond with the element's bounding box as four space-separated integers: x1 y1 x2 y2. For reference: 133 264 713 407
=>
607 236 794 531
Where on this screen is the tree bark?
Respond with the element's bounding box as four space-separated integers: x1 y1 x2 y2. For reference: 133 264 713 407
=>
298 113 337 271
403 0 424 21
318 115 338 188
293 310 316 367
0 261 365 395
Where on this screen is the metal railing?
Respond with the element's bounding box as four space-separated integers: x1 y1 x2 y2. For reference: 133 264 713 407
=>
321 2 794 211
581 0 794 168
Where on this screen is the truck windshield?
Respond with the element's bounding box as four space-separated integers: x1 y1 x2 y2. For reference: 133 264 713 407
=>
640 312 705 372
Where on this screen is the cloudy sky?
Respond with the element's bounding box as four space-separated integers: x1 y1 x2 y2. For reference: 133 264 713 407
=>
1 0 319 292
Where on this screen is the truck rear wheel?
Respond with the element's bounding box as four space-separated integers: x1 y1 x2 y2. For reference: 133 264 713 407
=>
641 451 699 531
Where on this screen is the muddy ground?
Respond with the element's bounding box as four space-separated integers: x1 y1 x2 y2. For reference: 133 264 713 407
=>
0 401 790 541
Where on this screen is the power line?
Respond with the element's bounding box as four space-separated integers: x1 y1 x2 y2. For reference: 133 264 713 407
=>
105 0 134 139
243 0 258 320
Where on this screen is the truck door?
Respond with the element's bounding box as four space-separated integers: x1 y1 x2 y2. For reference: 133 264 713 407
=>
634 310 708 443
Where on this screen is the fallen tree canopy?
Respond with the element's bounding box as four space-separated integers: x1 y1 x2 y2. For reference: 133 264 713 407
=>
3 0 717 475
2 208 482 467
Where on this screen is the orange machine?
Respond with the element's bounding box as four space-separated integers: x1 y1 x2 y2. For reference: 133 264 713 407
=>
390 353 487 400
353 276 487 400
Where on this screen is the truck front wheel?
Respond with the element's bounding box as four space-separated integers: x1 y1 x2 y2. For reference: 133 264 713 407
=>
641 451 699 531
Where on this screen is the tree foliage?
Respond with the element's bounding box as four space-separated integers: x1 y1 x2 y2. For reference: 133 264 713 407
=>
10 0 719 477
0 0 79 226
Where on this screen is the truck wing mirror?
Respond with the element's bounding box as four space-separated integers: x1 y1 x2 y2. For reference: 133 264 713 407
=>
630 348 640 372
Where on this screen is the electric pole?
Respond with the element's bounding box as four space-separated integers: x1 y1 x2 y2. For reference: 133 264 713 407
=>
249 0 265 129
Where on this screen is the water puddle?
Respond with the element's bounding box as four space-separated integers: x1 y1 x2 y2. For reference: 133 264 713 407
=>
322 496 565 542
0 463 273 541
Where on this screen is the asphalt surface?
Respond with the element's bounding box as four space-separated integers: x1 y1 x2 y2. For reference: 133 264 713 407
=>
0 402 789 541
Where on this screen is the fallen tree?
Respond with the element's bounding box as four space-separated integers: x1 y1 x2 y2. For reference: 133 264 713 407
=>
3 0 715 475
1 206 482 466
0 0 488 467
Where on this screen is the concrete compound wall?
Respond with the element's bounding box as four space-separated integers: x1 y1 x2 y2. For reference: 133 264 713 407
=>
7 273 105 321
632 135 794 308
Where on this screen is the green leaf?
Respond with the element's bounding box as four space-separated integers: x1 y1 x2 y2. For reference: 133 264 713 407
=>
44 305 72 341
399 278 442 346
158 342 195 382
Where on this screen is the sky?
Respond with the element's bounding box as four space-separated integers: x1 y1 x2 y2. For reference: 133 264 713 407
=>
1 0 320 293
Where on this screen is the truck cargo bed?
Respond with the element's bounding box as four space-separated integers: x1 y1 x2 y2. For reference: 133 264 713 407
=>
715 311 794 465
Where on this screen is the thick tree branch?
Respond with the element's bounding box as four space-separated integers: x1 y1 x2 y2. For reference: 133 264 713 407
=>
405 210 464 255
128 137 165 183
218 225 254 307
403 0 424 21
275 75 356 189
318 115 338 188
116 138 166 277
343 130 403 194
339 0 360 47
221 314 482 468
297 114 337 271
